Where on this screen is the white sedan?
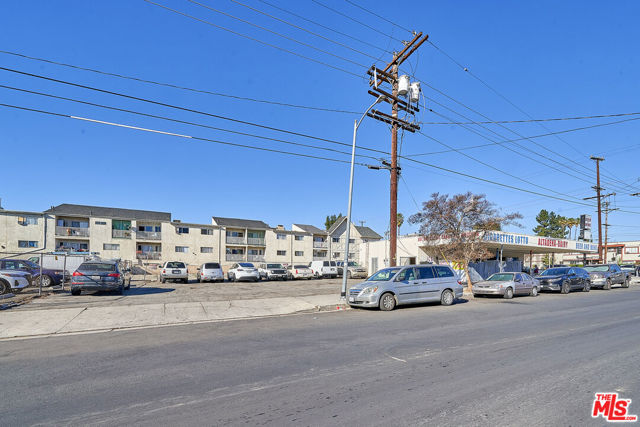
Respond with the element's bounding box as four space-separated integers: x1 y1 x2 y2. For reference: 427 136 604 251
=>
288 265 314 280
0 270 31 294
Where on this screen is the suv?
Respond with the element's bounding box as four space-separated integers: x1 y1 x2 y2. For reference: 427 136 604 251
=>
535 267 591 293
348 264 463 311
0 258 64 287
160 261 188 283
258 263 288 281
336 261 368 279
0 270 31 294
584 264 629 289
197 262 224 283
228 263 259 282
71 260 129 295
309 260 338 278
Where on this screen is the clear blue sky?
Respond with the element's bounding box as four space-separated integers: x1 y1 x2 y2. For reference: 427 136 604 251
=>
2 0 639 240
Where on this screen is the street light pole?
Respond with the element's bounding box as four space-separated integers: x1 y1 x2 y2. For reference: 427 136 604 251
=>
341 96 385 300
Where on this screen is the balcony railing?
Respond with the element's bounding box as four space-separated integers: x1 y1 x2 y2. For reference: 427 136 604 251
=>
136 231 162 240
226 253 245 261
313 241 328 248
248 254 265 262
226 236 246 244
247 237 265 246
137 252 161 260
56 226 90 237
112 229 132 239
313 256 328 261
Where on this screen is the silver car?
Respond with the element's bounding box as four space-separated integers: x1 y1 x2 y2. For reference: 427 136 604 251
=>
348 264 464 311
472 272 539 299
197 262 224 283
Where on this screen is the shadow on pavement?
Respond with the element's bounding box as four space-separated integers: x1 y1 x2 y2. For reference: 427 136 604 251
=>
126 287 175 295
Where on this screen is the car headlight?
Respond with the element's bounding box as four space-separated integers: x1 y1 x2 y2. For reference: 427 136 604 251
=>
361 286 378 295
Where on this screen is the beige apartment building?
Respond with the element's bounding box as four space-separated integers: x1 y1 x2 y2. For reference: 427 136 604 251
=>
0 203 382 271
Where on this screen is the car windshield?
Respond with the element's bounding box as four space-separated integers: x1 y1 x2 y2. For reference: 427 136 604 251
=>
487 273 514 281
294 265 307 269
540 268 570 276
22 260 39 268
166 262 185 268
267 264 283 269
204 263 220 269
367 268 401 281
347 262 358 266
584 265 609 272
239 263 254 268
78 263 116 272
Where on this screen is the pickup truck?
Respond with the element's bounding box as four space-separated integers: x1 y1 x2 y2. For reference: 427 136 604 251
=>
583 264 629 289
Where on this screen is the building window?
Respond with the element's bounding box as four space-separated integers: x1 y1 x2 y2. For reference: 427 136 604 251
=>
226 248 244 254
333 252 341 258
349 239 355 244
295 251 304 257
247 230 265 238
226 230 244 237
175 246 189 253
95 221 107 225
276 233 286 240
625 247 639 254
103 243 120 250
201 247 213 253
295 235 304 241
348 253 355 259
57 219 89 228
18 240 38 248
57 241 88 251
277 250 286 256
138 225 161 232
248 249 264 255
201 228 214 235
18 216 38 225
332 237 339 243
177 227 189 234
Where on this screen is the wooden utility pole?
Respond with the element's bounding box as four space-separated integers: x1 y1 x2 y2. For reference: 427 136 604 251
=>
602 195 618 263
587 156 605 262
367 32 428 266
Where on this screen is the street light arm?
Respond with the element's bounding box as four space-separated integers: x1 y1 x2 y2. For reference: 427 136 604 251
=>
356 95 385 130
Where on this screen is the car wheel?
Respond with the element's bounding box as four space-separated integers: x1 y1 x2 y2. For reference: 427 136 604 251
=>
0 279 10 295
160 277 166 284
583 280 591 292
441 289 455 306
39 275 53 287
379 292 396 311
604 279 612 290
560 281 570 294
622 277 630 288
503 287 514 299
314 272 319 279
117 285 124 295
125 280 131 290
71 288 81 296
530 286 538 297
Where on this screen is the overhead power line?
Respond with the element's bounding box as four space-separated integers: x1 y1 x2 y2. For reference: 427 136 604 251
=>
0 103 363 165
142 0 363 79
343 0 414 34
420 111 640 125
0 50 360 114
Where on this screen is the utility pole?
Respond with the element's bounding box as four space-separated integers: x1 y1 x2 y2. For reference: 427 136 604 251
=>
587 156 604 262
602 195 618 263
366 32 428 267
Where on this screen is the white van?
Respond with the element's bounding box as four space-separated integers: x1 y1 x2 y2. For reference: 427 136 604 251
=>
308 260 338 278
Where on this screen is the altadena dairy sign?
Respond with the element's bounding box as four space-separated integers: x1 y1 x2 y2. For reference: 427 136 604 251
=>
419 231 598 252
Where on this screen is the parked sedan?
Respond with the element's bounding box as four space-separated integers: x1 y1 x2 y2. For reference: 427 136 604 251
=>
584 264 629 289
535 267 591 293
348 264 464 311
0 258 64 287
288 265 314 280
0 270 32 294
197 262 224 283
228 263 260 282
71 260 129 295
472 272 539 299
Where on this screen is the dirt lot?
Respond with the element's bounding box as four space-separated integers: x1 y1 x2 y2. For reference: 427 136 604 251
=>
1 275 359 311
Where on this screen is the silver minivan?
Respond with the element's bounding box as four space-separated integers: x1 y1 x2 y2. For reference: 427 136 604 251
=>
348 264 464 311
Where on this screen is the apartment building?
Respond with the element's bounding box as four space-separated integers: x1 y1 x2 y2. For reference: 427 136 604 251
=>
0 204 382 271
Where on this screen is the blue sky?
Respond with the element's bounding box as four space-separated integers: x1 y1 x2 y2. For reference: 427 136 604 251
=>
1 0 639 240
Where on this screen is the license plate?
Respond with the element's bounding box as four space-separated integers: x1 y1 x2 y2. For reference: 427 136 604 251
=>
172 270 181 274
349 296 354 302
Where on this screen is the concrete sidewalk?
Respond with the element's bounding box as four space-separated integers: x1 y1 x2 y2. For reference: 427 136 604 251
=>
0 294 345 339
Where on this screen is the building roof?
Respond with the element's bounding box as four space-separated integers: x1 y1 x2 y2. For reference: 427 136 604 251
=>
293 224 327 235
45 204 171 221
211 216 270 229
326 216 347 234
355 226 383 240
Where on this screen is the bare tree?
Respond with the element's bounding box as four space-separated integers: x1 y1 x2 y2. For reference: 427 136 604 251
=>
409 192 522 291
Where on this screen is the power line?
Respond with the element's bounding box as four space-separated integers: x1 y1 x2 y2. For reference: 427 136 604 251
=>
0 84 383 161
142 0 363 79
420 111 640 125
310 0 404 43
257 0 393 55
343 0 414 34
0 66 387 158
0 50 360 114
0 103 365 165
186 0 369 69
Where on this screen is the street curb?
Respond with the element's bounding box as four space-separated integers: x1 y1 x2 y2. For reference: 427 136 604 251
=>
0 293 16 300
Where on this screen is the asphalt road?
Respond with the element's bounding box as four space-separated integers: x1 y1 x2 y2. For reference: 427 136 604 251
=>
2 286 639 426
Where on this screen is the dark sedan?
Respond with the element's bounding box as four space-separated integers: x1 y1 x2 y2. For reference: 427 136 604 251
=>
535 267 591 293
71 260 129 295
0 258 64 287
